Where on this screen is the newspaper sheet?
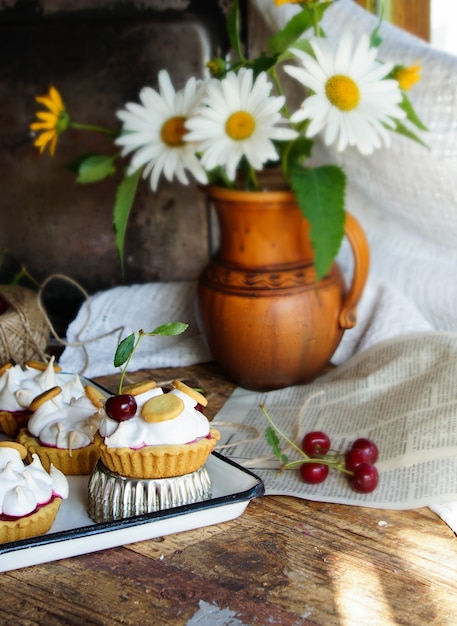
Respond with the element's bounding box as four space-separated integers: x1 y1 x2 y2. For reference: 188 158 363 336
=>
213 331 457 510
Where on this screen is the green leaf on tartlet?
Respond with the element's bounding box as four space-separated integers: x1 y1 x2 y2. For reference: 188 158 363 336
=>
290 164 346 280
150 322 189 337
113 168 141 277
114 333 135 368
114 323 189 393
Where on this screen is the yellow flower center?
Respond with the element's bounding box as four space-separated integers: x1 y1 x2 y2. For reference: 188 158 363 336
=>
161 116 187 147
225 111 256 141
325 75 360 111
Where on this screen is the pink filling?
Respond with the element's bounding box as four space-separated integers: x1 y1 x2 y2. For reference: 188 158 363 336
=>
0 494 58 522
129 432 213 450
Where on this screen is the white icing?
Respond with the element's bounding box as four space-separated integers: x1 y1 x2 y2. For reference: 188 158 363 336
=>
0 449 68 518
98 386 211 449
14 358 60 409
2 486 37 517
0 358 90 414
0 364 38 411
27 385 101 450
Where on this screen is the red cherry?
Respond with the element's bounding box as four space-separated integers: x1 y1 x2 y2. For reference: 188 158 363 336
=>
105 394 137 422
345 448 370 472
351 438 379 464
301 431 331 457
350 463 379 493
299 462 329 484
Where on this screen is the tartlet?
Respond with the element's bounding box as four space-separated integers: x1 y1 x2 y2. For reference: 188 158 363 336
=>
88 380 220 521
0 441 69 544
0 358 62 438
17 378 105 475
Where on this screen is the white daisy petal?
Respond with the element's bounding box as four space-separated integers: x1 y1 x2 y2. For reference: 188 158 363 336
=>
285 29 405 156
115 73 209 190
283 65 324 97
185 67 293 178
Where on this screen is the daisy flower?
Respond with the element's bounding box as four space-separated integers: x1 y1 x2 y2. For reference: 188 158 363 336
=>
115 70 208 191
30 85 69 156
184 67 298 181
284 32 406 155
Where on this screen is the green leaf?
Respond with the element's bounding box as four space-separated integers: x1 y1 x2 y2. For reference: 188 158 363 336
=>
114 333 135 368
113 169 142 276
227 0 244 61
290 164 346 280
268 3 330 56
392 119 429 149
399 92 428 131
268 10 313 56
149 322 189 337
74 154 117 183
252 52 280 77
284 136 314 168
277 38 314 61
265 427 289 465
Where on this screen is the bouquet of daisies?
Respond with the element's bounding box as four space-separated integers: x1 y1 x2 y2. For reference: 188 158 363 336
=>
30 0 425 278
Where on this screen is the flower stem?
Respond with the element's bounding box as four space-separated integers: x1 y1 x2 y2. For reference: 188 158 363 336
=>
70 121 116 136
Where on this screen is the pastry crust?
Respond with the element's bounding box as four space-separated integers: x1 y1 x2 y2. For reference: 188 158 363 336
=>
93 428 220 479
0 497 62 545
17 429 100 476
0 409 31 438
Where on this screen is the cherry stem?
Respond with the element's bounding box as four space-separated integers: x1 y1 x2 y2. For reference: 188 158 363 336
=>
259 403 311 460
260 403 354 476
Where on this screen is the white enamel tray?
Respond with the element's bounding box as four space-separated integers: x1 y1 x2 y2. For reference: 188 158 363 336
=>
0 373 264 572
0 451 264 572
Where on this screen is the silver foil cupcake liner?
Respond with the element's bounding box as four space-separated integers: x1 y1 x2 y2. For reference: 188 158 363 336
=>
87 459 213 523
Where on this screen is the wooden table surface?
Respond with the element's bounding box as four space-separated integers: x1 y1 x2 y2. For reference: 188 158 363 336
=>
2 362 457 626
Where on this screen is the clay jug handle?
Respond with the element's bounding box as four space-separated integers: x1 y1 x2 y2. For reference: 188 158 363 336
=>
338 212 370 330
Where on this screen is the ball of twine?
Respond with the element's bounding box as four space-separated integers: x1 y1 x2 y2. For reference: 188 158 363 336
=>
0 285 49 364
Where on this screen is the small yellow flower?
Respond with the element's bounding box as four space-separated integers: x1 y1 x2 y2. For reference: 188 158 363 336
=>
206 57 226 77
30 85 69 156
394 64 422 91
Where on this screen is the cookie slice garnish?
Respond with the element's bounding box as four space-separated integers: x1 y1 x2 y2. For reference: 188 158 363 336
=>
0 441 28 459
0 362 13 376
29 386 62 411
25 360 62 372
85 385 107 408
122 380 157 396
142 394 184 423
172 379 208 407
